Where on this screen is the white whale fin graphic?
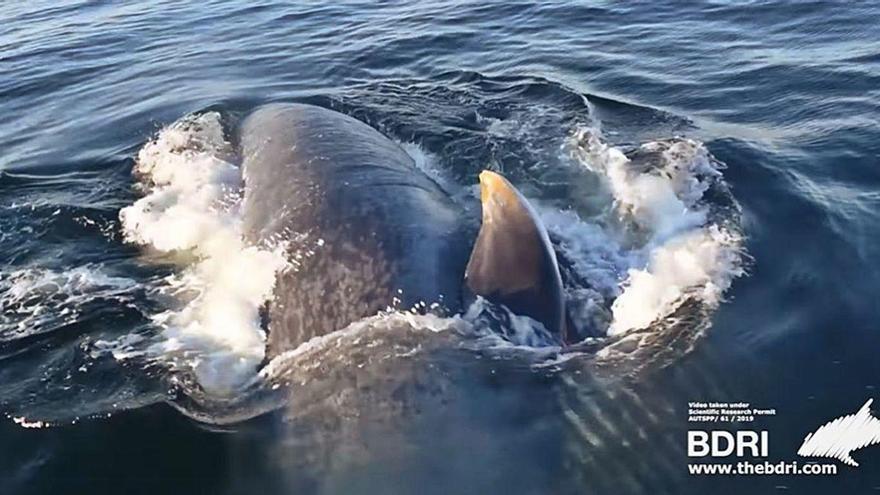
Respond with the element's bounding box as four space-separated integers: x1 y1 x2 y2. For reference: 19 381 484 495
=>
798 399 880 467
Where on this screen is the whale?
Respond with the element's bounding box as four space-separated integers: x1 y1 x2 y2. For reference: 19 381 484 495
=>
239 103 567 356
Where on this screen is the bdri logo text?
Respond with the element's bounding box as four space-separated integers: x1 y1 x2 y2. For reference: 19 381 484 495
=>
688 431 769 458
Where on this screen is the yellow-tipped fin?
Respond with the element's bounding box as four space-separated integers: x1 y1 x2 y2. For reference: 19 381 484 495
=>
466 170 567 342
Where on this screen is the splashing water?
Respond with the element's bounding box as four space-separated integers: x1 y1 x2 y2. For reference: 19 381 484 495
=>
562 125 745 337
119 113 287 394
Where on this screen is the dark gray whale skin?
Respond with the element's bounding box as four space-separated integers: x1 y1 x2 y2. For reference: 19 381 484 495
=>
239 103 474 357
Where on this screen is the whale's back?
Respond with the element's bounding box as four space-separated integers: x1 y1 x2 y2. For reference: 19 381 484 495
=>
240 104 471 356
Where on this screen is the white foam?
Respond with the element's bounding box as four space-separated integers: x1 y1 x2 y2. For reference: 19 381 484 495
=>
10 416 49 429
119 112 287 394
608 226 742 334
566 126 744 336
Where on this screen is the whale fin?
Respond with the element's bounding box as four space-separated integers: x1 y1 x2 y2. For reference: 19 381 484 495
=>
465 170 568 343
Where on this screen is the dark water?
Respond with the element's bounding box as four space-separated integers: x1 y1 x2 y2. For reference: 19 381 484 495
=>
2 1 880 494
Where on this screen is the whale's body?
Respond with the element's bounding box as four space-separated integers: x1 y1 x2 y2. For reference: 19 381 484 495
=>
241 104 473 356
240 103 566 356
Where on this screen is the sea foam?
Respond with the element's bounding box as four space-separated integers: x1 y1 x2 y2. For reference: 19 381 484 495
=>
119 113 286 394
566 126 744 336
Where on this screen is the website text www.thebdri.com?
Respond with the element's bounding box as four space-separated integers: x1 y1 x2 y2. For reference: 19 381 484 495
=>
688 461 837 476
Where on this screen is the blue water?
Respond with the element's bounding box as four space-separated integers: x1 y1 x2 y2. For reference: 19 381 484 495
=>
2 1 880 494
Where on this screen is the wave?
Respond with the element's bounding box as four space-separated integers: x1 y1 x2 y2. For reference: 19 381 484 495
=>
0 265 138 342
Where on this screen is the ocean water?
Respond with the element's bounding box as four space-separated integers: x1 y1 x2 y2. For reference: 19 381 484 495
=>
2 1 880 494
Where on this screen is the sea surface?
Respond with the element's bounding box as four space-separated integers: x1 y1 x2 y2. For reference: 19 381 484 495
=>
2 1 880 494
